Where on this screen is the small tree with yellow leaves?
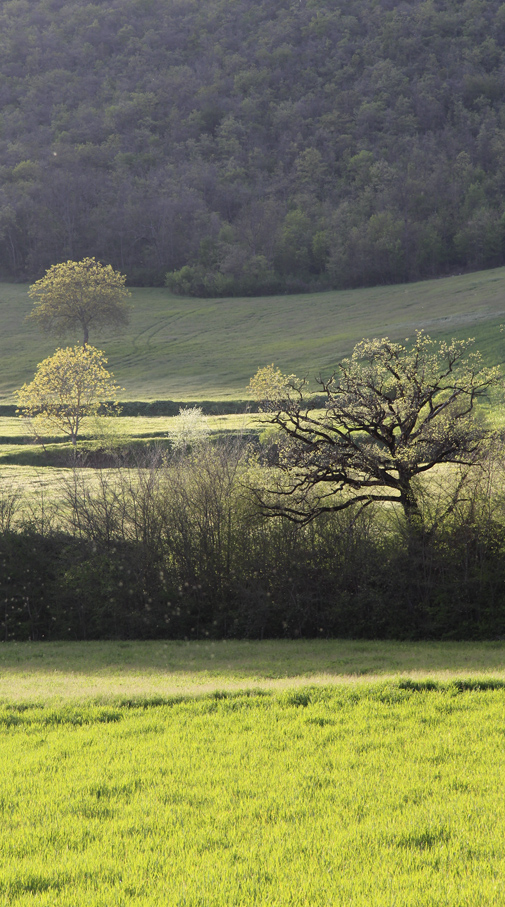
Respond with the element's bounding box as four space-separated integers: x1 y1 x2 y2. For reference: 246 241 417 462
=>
28 258 131 347
16 346 121 446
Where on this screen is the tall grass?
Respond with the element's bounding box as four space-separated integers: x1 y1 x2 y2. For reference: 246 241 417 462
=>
1 684 505 905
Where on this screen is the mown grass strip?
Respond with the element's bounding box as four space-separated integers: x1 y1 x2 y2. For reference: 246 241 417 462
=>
1 640 505 704
2 268 505 403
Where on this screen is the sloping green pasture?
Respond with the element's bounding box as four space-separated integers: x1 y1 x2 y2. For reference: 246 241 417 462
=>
1 680 504 906
2 267 505 403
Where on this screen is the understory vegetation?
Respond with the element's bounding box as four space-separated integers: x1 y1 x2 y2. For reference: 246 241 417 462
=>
2 437 505 642
1 683 505 906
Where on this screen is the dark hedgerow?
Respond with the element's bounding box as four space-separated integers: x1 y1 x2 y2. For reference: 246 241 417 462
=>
2 442 505 641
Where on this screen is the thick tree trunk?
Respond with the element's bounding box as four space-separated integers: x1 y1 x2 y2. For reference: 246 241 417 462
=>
399 477 424 540
398 478 426 631
83 323 89 347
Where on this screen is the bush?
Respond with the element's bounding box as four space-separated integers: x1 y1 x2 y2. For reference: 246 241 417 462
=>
3 442 505 640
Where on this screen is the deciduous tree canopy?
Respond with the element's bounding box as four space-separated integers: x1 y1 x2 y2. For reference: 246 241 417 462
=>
16 345 121 445
249 334 502 530
1 0 505 292
28 258 131 347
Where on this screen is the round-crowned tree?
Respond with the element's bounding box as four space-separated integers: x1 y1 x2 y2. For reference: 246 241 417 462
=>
28 258 131 347
16 345 121 445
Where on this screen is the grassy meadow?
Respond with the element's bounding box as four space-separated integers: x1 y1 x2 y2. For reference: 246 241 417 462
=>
1 653 505 905
2 266 505 403
1 639 505 702
0 411 254 472
2 265 505 481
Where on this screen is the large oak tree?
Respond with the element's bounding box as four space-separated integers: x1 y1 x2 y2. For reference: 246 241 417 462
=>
249 333 501 532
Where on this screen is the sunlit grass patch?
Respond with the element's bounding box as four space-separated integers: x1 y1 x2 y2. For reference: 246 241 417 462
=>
0 411 256 471
0 413 254 442
1 640 505 704
2 268 505 403
0 683 504 905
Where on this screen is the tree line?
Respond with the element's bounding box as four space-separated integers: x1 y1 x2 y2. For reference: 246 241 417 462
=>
1 0 505 293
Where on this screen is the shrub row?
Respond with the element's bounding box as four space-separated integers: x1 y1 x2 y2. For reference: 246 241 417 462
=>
2 442 505 641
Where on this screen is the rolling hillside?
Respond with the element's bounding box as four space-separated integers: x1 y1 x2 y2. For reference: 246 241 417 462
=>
2 267 505 402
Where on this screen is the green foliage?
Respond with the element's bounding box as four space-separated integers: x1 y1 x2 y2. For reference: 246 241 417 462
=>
3 441 505 641
28 258 131 346
247 364 296 408
250 333 502 527
15 346 121 445
166 254 280 298
1 687 505 904
2 1 505 289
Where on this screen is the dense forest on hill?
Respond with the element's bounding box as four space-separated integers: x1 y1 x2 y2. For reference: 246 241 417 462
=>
1 0 505 294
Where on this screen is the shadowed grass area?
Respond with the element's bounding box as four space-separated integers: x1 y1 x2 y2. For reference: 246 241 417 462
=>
2 266 505 402
1 640 504 703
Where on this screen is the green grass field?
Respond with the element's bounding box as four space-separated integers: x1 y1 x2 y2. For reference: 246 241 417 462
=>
3 271 505 903
0 410 255 470
2 267 505 403
1 642 504 906
1 640 504 702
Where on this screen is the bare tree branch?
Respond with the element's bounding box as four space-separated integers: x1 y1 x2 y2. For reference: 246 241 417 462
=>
248 332 502 530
